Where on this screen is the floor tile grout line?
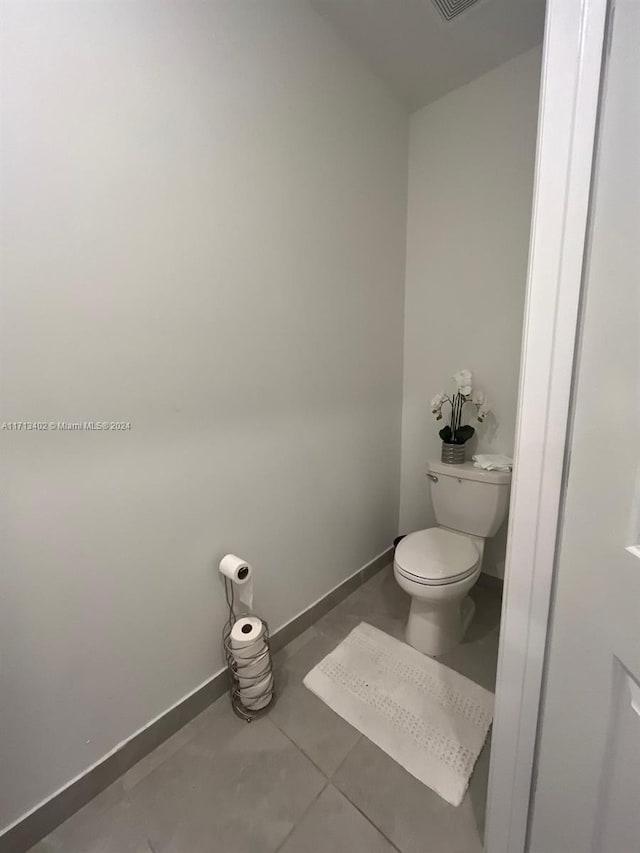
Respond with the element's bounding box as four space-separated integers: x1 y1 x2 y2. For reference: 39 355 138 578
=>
326 733 407 851
328 731 364 780
330 777 404 853
271 779 330 853
266 716 333 781
269 575 382 851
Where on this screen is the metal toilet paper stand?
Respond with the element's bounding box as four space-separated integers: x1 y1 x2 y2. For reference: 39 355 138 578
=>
222 577 275 722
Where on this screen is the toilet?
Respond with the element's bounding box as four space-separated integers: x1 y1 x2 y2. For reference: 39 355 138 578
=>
394 460 511 656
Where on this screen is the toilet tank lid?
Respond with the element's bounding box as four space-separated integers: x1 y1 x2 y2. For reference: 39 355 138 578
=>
428 460 512 485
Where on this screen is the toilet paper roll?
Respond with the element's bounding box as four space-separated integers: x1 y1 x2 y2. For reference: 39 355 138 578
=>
240 673 274 711
230 616 266 661
219 554 253 610
236 650 270 688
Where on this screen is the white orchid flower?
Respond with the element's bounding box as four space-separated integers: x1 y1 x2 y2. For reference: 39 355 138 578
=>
460 385 472 397
430 392 446 411
453 368 472 391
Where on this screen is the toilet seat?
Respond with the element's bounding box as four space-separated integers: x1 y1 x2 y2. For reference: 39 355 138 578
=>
395 528 480 586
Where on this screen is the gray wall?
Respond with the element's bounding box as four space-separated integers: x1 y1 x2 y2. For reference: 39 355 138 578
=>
0 0 408 830
399 47 541 576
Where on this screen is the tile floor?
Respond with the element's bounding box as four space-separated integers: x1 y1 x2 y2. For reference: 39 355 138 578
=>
30 565 502 853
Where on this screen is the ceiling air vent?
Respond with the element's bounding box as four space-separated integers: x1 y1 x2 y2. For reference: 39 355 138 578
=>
432 0 481 21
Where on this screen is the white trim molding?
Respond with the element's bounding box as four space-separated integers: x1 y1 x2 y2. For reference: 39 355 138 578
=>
485 1 609 851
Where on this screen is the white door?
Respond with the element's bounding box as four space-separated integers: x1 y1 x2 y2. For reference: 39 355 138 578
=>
528 2 640 851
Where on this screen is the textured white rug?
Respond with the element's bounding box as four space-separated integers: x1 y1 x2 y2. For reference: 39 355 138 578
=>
303 622 494 806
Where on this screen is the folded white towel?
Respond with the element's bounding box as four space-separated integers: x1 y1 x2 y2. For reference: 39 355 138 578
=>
472 453 513 472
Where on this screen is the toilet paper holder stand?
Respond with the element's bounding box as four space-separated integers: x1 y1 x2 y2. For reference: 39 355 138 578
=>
222 578 275 722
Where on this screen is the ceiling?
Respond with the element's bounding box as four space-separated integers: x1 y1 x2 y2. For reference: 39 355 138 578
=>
309 0 546 111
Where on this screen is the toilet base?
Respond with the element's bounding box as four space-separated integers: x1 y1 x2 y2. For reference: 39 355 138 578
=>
405 594 476 657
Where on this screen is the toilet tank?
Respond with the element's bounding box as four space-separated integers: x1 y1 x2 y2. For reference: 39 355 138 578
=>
428 460 511 538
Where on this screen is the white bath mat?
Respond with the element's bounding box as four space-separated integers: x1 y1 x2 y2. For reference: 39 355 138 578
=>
303 622 493 806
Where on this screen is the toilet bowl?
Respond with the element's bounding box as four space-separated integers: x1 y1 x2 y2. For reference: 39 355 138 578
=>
395 460 511 657
394 528 482 656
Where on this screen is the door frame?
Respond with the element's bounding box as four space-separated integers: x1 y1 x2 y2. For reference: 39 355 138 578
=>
484 0 610 851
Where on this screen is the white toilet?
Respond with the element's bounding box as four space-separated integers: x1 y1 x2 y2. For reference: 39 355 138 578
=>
394 460 511 656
